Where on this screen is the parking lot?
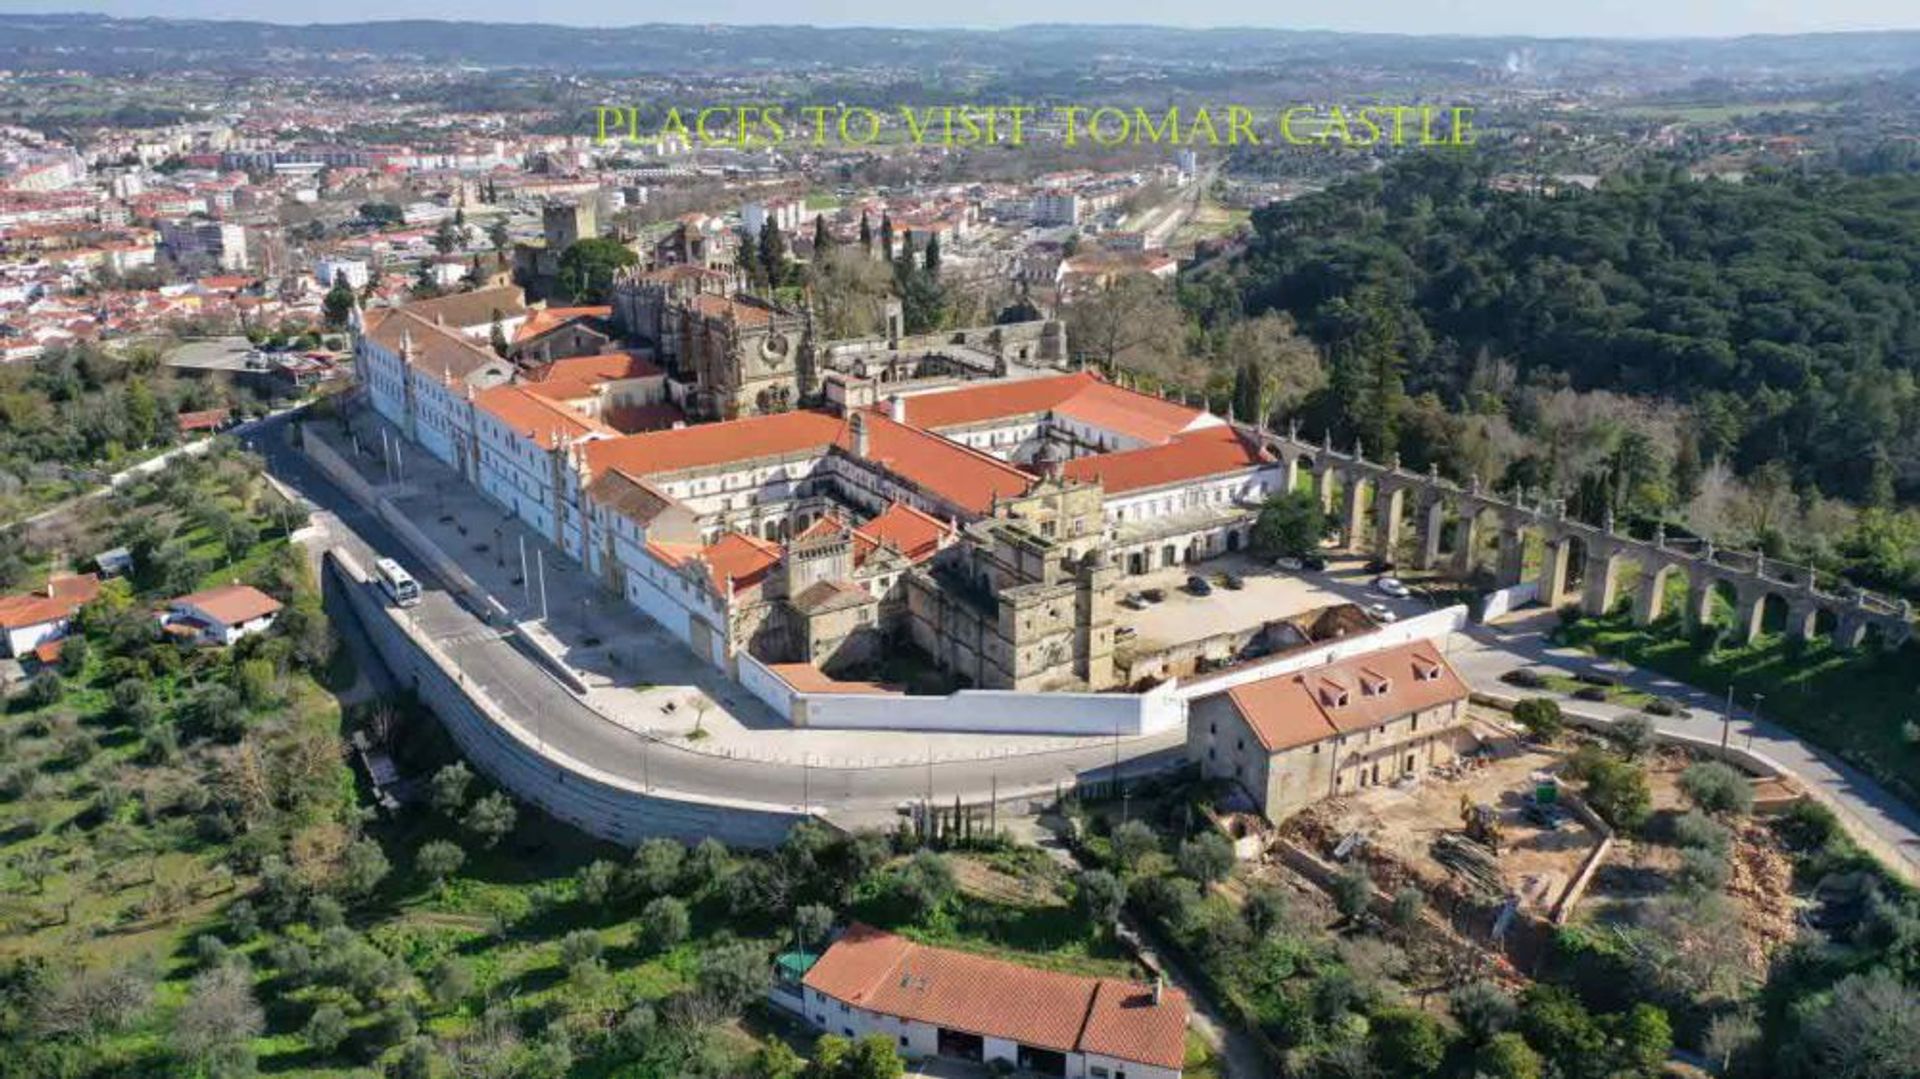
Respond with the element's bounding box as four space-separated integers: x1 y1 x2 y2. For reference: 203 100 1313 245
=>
1113 551 1435 653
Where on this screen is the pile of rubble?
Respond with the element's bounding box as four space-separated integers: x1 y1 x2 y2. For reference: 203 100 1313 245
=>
1727 820 1800 963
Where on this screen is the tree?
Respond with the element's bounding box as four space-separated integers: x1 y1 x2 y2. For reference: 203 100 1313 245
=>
1325 286 1408 458
430 957 474 1012
642 895 691 953
1242 882 1291 939
1474 1032 1544 1079
172 964 263 1074
463 791 517 848
684 837 733 895
1512 698 1564 742
878 213 893 261
1518 986 1607 1079
812 213 834 257
1612 714 1657 760
1221 313 1324 422
857 213 872 255
416 840 464 892
1790 970 1920 1079
1450 980 1518 1045
755 1040 806 1079
695 939 771 1012
922 232 941 277
628 837 686 897
559 929 604 977
759 218 789 289
429 763 472 815
1250 490 1331 558
303 1002 349 1054
1371 1008 1448 1077
488 309 509 358
322 273 357 329
1109 820 1159 873
1389 884 1424 930
556 237 637 303
1610 1002 1672 1078
341 838 390 900
794 902 835 950
1074 869 1125 930
1582 756 1653 831
893 851 955 920
576 859 619 907
1177 833 1235 885
1332 862 1373 921
1681 761 1753 817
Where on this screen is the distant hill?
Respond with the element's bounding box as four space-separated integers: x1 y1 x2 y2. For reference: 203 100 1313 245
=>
0 13 1917 80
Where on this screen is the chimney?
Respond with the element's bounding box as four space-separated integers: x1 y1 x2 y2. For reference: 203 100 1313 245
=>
850 412 870 458
888 394 906 423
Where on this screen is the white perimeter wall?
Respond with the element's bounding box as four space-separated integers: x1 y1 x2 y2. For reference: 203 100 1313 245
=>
738 652 1184 736
1479 581 1541 622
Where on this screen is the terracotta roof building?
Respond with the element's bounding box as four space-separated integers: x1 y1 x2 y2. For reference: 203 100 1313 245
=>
1188 641 1474 821
0 572 100 658
160 584 284 646
778 924 1189 1078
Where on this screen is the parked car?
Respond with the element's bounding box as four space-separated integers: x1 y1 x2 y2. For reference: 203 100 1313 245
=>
1119 594 1147 611
1275 556 1304 571
1186 575 1213 596
1221 573 1245 590
1364 602 1398 623
1374 576 1411 598
1364 558 1396 574
1140 587 1166 603
1300 554 1328 571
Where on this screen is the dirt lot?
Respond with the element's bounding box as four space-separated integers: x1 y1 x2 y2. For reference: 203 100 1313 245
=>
1294 712 1604 915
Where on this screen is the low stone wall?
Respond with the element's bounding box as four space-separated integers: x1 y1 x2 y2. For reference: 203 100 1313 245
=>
327 548 806 848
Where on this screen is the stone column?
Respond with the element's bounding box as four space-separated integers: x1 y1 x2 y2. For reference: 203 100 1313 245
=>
1417 498 1446 571
1631 568 1665 626
1451 511 1481 578
1342 476 1367 552
1784 600 1820 641
1283 453 1301 496
1581 551 1621 617
1537 538 1571 608
1374 487 1404 561
1833 614 1869 650
1496 527 1526 588
1733 589 1765 643
1686 571 1716 634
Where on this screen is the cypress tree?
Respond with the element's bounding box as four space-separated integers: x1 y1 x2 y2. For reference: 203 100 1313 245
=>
923 232 941 277
858 212 872 255
878 213 893 261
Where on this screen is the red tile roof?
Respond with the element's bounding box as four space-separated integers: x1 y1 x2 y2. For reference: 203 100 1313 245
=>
512 305 612 344
840 412 1034 516
584 410 846 478
804 924 1187 1069
692 531 782 593
176 407 231 432
521 351 662 403
475 384 614 444
0 573 99 630
764 663 898 695
169 584 283 627
854 501 952 564
1222 641 1470 753
1062 425 1270 495
893 370 1210 446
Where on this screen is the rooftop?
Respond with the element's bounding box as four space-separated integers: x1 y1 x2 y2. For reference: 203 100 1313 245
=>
1220 640 1469 753
803 924 1188 1070
169 583 283 627
1062 424 1271 495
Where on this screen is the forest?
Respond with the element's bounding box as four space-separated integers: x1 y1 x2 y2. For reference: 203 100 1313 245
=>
1176 157 1920 596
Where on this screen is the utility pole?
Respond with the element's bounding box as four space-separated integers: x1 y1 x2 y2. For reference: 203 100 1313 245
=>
519 534 531 609
536 548 549 622
1721 683 1735 750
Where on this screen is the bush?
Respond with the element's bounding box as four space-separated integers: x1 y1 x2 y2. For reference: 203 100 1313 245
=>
1332 862 1373 921
1611 714 1657 759
1512 698 1565 742
1681 761 1753 817
1581 756 1652 832
1176 832 1235 885
1109 819 1159 872
641 896 690 953
1671 810 1731 855
1642 698 1685 718
1501 668 1547 689
1675 847 1731 893
1573 686 1608 702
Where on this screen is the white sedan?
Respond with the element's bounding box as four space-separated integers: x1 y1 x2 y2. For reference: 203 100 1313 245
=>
1374 575 1411 598
1365 602 1399 623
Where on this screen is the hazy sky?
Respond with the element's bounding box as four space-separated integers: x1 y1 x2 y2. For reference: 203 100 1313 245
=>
2 0 1915 37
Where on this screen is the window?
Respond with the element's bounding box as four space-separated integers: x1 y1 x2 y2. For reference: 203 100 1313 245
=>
838 1002 849 1014
899 1036 908 1047
842 1028 854 1037
1092 1069 1111 1079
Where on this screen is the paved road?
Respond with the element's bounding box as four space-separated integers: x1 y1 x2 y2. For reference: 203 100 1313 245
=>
252 412 1186 829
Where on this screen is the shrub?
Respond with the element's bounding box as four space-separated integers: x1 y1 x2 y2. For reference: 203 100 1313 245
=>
640 896 690 953
1611 714 1657 759
1176 832 1235 885
1675 847 1731 893
1573 686 1608 702
1581 757 1652 832
1512 698 1565 742
1681 761 1753 817
1671 810 1731 855
1643 698 1685 718
1501 668 1547 689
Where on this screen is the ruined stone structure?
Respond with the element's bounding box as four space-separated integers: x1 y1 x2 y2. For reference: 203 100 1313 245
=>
1249 423 1914 650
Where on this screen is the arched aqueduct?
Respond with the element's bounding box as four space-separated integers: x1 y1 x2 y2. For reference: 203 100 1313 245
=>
1248 425 1915 651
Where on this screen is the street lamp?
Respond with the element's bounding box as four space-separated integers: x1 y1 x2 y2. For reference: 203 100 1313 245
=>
1747 693 1764 751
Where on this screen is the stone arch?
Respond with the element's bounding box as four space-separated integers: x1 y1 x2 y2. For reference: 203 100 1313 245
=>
1580 545 1641 617
1450 502 1508 582
1696 578 1740 636
1371 484 1410 562
1632 561 1692 628
1809 605 1840 641
1750 591 1792 639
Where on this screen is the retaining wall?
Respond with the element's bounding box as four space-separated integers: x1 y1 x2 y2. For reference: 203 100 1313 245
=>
327 548 806 848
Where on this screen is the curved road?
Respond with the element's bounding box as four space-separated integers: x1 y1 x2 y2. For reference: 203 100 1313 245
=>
253 412 1185 828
